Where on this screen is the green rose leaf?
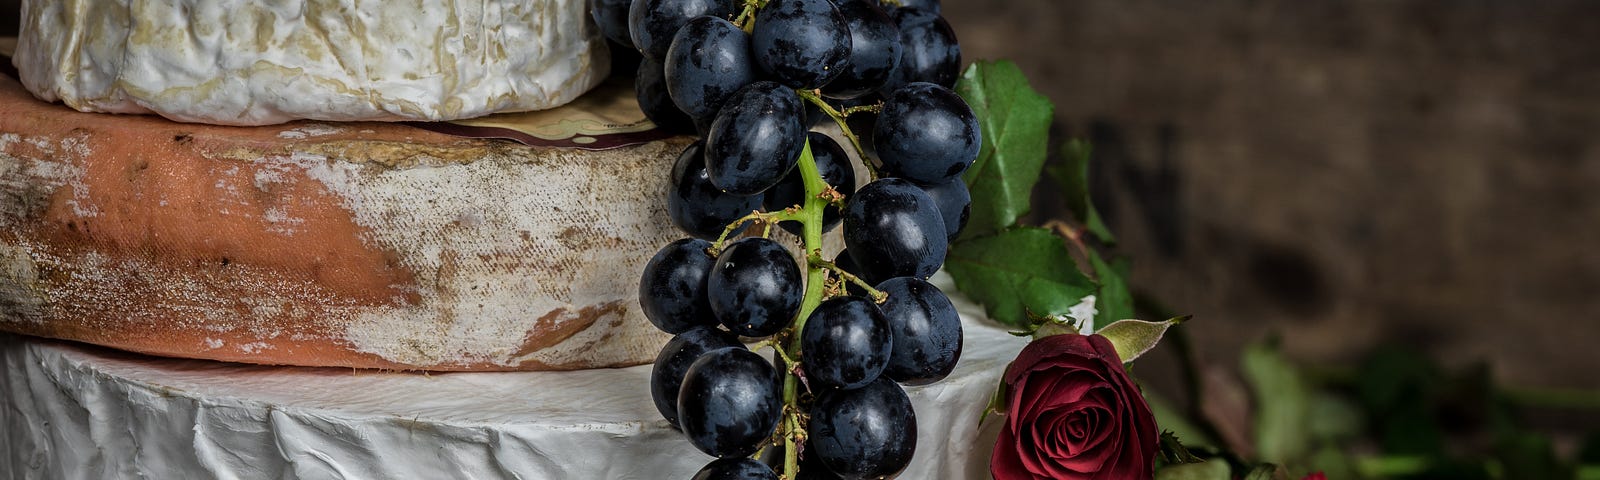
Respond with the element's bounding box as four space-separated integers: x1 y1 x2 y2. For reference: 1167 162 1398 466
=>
1155 461 1232 480
945 227 1095 328
1096 316 1187 363
954 60 1054 239
1243 342 1313 465
1047 139 1117 244
1089 250 1134 326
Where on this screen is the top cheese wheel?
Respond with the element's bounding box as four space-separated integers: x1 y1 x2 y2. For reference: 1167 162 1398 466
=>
13 0 609 126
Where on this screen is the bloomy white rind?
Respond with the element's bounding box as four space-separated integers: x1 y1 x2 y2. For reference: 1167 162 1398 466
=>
15 0 609 126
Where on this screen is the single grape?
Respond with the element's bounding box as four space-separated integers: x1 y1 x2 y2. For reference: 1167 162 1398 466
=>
873 82 980 185
919 176 970 241
705 81 806 196
842 178 948 280
651 326 745 427
708 237 804 337
629 0 733 60
590 0 635 47
751 0 852 89
820 0 901 100
639 238 718 334
808 376 917 479
678 348 783 458
668 141 763 239
801 296 892 390
666 16 758 123
875 277 962 385
637 56 696 133
692 458 780 480
763 132 856 235
881 7 960 93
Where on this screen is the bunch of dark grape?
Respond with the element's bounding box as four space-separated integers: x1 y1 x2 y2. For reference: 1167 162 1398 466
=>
604 0 974 477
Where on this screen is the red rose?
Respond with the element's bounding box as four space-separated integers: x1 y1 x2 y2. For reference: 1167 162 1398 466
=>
1302 473 1327 480
991 333 1158 480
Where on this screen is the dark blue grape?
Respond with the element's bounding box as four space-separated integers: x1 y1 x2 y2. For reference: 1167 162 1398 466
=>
820 0 901 100
801 296 892 390
808 376 917 479
708 237 804 337
669 141 763 239
637 56 697 133
842 178 947 280
873 82 980 185
692 458 780 480
920 176 970 241
629 0 733 60
639 238 719 334
752 0 852 89
764 132 855 235
666 16 759 123
875 277 961 385
590 0 635 47
705 81 806 196
881 7 959 93
678 348 783 458
651 327 745 427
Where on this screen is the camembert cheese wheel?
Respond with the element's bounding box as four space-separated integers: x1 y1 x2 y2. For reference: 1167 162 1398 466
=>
14 0 608 125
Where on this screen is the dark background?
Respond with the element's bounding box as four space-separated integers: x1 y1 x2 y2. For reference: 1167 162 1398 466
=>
937 0 1600 391
4 0 1598 442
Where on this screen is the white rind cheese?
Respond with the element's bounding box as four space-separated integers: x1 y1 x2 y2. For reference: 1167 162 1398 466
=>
0 274 1018 477
15 0 610 126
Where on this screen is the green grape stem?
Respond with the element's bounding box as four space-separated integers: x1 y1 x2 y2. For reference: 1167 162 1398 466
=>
734 0 767 32
709 210 800 255
780 137 828 479
810 257 888 303
796 90 882 180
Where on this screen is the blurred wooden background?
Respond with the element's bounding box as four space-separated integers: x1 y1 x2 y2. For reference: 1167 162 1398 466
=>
942 0 1600 395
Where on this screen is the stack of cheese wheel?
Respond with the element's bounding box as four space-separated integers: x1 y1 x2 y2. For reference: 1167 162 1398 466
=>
0 1 1016 478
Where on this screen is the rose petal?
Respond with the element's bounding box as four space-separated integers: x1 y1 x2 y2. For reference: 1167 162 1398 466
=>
1066 412 1089 439
990 422 1035 480
1018 371 1101 420
1004 335 1102 385
1016 412 1055 475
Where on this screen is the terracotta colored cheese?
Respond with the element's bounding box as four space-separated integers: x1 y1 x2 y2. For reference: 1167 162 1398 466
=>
0 74 693 371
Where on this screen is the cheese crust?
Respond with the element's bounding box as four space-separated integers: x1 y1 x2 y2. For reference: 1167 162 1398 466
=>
15 0 609 125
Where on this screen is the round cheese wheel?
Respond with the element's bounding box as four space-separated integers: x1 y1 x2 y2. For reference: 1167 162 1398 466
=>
0 73 689 371
14 0 608 125
0 286 1016 477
